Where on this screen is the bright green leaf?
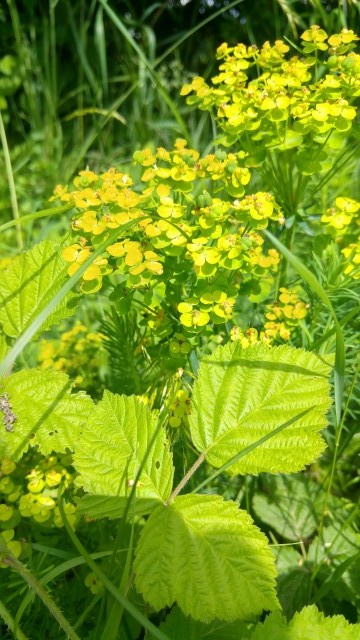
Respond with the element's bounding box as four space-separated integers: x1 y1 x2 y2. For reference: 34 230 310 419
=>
0 239 77 339
73 392 174 512
189 343 332 475
134 494 279 622
249 605 360 640
0 369 94 460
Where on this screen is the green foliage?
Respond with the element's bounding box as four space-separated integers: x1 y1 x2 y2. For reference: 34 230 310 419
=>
1 8 360 639
250 605 360 640
252 475 323 540
0 239 77 339
153 604 360 640
134 494 279 622
151 605 252 639
74 392 174 514
189 342 332 474
0 369 93 460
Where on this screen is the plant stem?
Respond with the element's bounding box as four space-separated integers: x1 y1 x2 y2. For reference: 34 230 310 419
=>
166 452 206 503
0 598 29 640
2 553 81 640
0 110 23 249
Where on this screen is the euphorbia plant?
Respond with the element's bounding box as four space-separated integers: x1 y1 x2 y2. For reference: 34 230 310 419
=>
1 24 360 640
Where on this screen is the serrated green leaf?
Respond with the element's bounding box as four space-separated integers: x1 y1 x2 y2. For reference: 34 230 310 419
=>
250 605 360 640
73 392 174 512
253 475 323 541
0 369 94 460
189 343 332 475
0 239 77 339
134 494 279 622
150 606 252 640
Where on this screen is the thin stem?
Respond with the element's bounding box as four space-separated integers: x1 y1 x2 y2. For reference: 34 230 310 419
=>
57 494 170 640
2 553 80 640
0 599 29 640
166 452 206 504
312 356 360 571
0 110 23 249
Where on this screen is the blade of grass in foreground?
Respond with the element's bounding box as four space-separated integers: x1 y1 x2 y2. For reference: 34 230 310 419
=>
57 492 171 640
265 229 345 426
0 203 73 233
0 217 143 377
191 407 314 495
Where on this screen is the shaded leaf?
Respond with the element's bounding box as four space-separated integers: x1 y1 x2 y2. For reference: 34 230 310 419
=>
150 606 252 640
253 475 323 540
275 546 311 618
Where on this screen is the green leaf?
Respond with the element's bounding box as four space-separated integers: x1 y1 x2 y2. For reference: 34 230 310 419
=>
249 605 360 640
307 525 360 608
189 343 332 475
0 369 93 460
77 494 158 520
0 239 77 339
73 392 174 513
150 606 252 640
275 546 311 618
253 475 323 540
134 494 279 622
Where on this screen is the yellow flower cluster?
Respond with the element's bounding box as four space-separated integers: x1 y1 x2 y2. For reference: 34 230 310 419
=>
168 388 191 428
321 197 360 234
321 197 360 280
38 321 106 393
230 326 272 347
0 454 77 544
55 140 282 337
265 287 309 341
181 28 359 174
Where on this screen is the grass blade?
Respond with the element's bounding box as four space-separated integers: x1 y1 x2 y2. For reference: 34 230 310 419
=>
0 204 73 233
57 492 171 640
0 217 143 377
192 407 314 494
0 110 23 248
98 0 189 141
265 229 345 425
